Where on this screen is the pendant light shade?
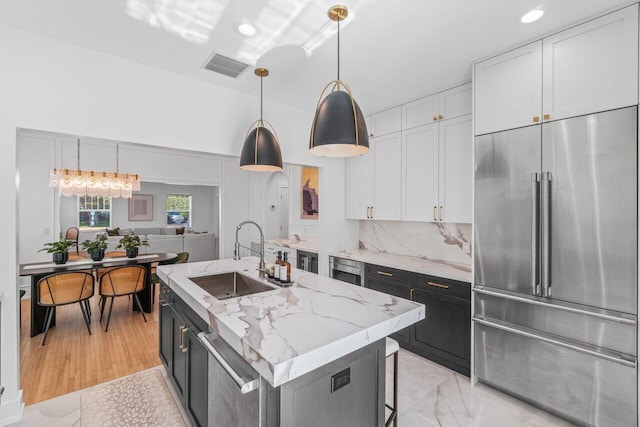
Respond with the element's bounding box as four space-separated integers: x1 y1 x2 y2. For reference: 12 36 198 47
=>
240 68 283 172
309 5 369 157
240 122 283 172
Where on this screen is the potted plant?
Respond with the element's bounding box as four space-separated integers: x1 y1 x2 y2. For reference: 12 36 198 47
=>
116 235 148 258
82 234 109 261
39 238 75 264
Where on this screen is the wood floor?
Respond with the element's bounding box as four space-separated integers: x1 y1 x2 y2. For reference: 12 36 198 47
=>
20 290 162 405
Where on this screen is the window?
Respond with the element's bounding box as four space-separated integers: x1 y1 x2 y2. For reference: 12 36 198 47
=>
166 194 191 226
78 195 111 228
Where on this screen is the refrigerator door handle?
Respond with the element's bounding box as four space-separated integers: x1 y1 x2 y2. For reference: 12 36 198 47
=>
541 172 552 297
531 173 540 296
473 317 636 368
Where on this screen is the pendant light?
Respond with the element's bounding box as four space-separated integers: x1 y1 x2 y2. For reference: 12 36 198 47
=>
49 139 140 198
240 68 283 172
309 5 369 157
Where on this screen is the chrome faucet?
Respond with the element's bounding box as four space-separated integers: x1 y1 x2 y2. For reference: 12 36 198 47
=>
234 220 266 277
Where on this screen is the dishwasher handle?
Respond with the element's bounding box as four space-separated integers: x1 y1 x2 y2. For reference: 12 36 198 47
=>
197 332 260 394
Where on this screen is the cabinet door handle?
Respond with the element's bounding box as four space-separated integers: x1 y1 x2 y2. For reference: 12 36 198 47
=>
366 206 370 218
439 206 443 221
370 206 374 219
160 301 169 307
410 288 415 300
438 115 443 120
543 114 550 120
377 271 393 277
427 282 449 289
179 325 188 352
369 133 374 137
433 206 437 221
432 116 438 122
533 116 540 123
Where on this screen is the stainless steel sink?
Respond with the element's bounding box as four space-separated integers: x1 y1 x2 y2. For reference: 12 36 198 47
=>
189 272 275 300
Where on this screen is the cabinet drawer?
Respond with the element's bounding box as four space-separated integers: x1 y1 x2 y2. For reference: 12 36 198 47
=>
365 263 410 284
369 107 401 137
410 273 470 300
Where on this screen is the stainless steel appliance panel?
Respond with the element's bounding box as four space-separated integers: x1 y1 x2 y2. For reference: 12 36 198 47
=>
474 125 541 294
474 321 637 426
329 256 365 286
475 289 637 356
542 107 638 314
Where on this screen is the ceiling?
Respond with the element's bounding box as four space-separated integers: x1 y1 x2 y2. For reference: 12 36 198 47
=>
0 0 628 114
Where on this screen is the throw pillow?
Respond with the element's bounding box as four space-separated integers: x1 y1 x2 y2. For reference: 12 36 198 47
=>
119 228 133 236
107 227 120 236
176 227 185 235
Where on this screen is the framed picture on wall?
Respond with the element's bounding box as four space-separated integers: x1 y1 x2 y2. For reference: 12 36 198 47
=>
129 194 153 221
301 166 319 220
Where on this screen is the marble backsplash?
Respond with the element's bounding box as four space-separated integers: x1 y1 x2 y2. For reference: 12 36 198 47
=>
359 221 472 266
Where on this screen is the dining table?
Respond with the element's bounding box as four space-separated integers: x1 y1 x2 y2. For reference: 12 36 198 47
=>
20 252 177 337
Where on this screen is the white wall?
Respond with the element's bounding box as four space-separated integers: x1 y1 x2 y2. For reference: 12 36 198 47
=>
0 24 356 424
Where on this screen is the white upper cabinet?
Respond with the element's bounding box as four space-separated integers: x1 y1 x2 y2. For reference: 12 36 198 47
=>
403 124 439 221
474 41 543 135
346 149 374 220
438 115 473 223
542 5 638 122
372 132 402 220
474 4 639 135
439 83 472 121
402 83 472 130
402 95 438 129
369 107 401 138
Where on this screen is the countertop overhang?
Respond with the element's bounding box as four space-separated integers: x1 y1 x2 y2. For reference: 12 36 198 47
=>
158 257 424 387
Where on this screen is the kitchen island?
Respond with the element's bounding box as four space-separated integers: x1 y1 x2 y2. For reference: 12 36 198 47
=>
157 256 424 426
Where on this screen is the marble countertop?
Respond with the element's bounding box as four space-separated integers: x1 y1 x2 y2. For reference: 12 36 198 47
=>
330 249 472 283
158 257 424 387
264 237 318 253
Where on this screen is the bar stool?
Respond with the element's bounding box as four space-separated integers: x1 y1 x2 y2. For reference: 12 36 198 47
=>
385 337 399 427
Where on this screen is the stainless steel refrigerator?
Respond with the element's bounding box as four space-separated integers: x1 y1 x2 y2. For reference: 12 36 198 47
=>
474 106 637 426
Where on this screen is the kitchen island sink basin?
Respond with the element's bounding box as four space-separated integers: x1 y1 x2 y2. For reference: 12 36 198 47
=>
188 272 275 300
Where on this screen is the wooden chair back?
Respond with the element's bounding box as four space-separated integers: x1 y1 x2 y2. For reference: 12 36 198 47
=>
37 272 94 306
100 266 146 297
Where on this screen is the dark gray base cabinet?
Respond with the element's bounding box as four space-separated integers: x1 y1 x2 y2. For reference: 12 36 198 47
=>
364 264 471 376
159 282 208 427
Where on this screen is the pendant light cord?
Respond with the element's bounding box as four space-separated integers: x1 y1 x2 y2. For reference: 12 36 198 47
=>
260 75 263 121
77 139 81 170
337 18 340 82
116 144 120 173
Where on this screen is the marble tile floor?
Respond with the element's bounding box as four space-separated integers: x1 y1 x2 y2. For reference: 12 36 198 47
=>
15 349 571 427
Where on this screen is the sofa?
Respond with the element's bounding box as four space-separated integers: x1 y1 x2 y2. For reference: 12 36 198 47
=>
78 227 218 262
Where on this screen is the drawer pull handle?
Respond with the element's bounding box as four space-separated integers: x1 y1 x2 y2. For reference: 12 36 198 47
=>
427 282 449 289
377 271 393 277
410 288 415 300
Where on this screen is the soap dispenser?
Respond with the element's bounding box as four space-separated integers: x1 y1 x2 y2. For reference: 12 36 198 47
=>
280 252 291 284
274 251 283 281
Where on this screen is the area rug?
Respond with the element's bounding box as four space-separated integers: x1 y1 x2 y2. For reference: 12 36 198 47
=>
80 368 187 426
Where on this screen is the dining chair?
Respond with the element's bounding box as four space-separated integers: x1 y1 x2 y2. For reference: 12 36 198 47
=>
150 252 189 303
65 227 80 254
99 265 147 332
36 271 94 345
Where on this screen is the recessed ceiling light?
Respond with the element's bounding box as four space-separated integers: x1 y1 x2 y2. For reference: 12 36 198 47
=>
235 22 256 37
521 9 544 24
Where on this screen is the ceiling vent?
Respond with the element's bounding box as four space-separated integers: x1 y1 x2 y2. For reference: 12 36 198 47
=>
204 53 249 78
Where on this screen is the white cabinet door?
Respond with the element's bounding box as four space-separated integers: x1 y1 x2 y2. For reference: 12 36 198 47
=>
346 151 374 220
439 115 473 223
474 41 543 135
542 4 638 122
439 83 472 121
402 95 438 130
402 124 439 221
369 107 401 138
372 132 402 220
